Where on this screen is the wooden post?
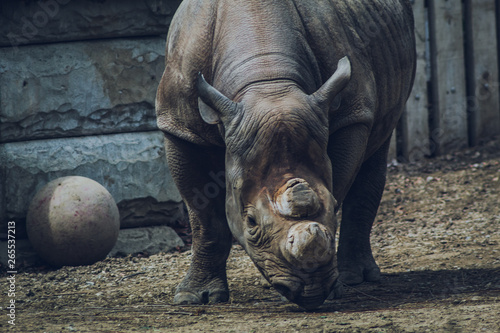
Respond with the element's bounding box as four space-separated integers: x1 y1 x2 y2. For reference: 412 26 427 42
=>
428 0 468 155
464 0 500 146
400 0 430 162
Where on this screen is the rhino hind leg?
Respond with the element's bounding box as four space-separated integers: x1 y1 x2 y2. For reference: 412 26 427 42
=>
336 136 392 286
163 134 232 304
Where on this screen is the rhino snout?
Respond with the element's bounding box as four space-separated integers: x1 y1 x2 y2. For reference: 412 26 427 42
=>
281 222 334 269
271 274 335 310
275 178 321 218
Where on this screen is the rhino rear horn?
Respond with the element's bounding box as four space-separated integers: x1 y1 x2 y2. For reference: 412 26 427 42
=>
275 178 321 218
197 73 238 125
311 56 351 107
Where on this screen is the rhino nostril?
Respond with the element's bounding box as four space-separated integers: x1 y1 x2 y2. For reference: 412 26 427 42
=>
286 178 303 189
273 283 291 298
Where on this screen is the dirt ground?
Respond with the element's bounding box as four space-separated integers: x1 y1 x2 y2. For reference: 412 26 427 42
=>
2 137 500 332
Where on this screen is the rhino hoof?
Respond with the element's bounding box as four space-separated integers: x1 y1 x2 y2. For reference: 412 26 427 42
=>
211 290 230 303
174 291 206 305
173 290 229 305
364 266 382 282
339 265 381 286
339 270 364 286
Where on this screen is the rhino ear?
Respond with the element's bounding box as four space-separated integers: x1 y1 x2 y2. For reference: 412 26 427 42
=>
198 98 221 124
311 56 351 107
197 73 237 125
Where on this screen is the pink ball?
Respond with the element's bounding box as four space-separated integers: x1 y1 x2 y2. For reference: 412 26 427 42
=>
27 176 120 267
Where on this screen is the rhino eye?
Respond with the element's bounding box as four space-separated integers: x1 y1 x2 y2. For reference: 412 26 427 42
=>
246 214 262 244
247 215 257 228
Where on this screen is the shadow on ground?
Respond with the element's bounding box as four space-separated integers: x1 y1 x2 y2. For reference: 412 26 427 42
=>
308 267 500 313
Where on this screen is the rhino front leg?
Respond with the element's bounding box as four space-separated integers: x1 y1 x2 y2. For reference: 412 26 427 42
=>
164 134 232 304
337 136 392 285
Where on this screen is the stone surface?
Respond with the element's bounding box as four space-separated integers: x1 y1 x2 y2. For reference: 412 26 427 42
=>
0 0 181 47
0 1 188 261
0 226 184 267
0 38 166 143
118 197 186 230
108 226 184 257
0 131 182 230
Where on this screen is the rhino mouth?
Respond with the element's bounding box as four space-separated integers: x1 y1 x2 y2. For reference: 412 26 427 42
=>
271 273 337 310
272 279 303 301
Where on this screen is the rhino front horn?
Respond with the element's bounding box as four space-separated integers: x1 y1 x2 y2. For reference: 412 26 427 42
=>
281 222 335 268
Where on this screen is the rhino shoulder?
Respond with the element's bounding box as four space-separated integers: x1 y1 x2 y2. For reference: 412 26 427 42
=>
156 0 224 146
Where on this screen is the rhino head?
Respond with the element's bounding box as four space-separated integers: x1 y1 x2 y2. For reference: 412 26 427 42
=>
197 57 351 309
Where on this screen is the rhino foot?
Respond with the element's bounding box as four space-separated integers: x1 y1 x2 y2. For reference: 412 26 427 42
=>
174 289 229 305
173 275 229 305
327 264 380 301
338 261 381 286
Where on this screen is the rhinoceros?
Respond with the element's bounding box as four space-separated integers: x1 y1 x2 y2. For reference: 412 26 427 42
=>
156 0 415 309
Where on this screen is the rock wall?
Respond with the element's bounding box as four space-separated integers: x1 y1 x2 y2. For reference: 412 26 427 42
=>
0 0 186 255
0 0 181 47
0 38 164 142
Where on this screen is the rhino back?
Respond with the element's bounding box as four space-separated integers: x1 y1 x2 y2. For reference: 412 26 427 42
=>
156 0 415 147
157 0 323 145
297 0 415 107
295 0 415 153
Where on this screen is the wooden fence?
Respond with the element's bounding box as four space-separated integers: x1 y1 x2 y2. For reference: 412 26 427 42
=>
393 0 500 162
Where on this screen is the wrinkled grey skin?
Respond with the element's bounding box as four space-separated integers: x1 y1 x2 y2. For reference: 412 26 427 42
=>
156 0 415 309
